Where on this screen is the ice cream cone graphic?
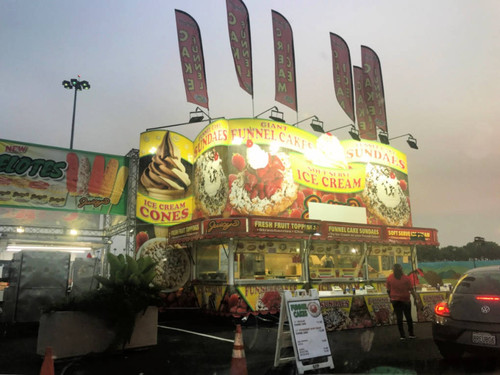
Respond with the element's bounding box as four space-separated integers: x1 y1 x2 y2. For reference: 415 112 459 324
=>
141 131 191 236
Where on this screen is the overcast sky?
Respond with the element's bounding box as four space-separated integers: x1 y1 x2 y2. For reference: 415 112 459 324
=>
2 0 499 248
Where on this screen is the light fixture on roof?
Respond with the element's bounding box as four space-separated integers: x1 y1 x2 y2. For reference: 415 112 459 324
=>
292 115 321 129
189 107 210 123
378 131 390 145
389 133 419 150
314 123 361 141
254 106 285 123
16 226 25 233
69 229 78 236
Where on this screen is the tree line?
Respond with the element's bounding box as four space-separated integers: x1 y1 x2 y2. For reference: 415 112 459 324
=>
417 240 500 262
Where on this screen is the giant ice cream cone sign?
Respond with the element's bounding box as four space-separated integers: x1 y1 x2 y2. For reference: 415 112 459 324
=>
137 131 194 236
137 119 412 232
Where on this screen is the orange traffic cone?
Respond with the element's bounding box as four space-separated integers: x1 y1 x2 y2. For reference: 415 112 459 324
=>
39 346 54 375
230 324 247 375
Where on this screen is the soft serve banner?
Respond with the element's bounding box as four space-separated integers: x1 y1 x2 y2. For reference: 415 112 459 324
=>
137 118 411 234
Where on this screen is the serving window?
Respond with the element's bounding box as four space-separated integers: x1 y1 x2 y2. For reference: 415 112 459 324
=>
308 243 364 280
234 240 303 281
367 245 412 278
196 243 228 281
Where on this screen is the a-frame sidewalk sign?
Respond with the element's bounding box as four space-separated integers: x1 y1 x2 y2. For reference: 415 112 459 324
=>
274 289 334 374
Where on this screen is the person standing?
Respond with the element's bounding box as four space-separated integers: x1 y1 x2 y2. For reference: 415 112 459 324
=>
386 263 417 340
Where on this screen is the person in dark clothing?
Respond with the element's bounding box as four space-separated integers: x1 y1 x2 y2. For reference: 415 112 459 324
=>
386 263 418 340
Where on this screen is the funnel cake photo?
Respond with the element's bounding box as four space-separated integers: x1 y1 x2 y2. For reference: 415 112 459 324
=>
193 148 228 216
229 143 297 216
141 131 191 201
361 164 410 226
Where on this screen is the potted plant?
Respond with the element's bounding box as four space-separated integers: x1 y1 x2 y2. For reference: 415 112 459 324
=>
37 253 162 358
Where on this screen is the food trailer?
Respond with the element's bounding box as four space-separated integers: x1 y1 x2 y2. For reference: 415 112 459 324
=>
135 118 440 330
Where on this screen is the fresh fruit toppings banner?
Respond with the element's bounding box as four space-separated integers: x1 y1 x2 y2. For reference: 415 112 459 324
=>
137 118 412 229
0 139 128 215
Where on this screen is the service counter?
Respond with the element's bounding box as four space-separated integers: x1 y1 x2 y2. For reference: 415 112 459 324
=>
165 216 440 329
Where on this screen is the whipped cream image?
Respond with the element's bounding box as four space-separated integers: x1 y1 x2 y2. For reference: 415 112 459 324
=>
141 131 191 193
374 172 401 208
362 164 410 226
247 144 269 169
194 149 228 216
203 153 223 197
307 133 348 169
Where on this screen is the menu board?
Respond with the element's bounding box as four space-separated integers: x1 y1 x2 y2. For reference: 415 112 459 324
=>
275 289 334 372
286 298 331 361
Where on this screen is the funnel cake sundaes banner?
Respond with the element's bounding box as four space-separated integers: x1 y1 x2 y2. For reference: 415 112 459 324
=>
137 118 412 230
0 139 128 215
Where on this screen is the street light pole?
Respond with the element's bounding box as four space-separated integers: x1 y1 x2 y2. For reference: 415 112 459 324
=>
62 76 91 149
70 87 78 150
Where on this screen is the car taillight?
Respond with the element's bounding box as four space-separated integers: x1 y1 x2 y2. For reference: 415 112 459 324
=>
476 296 500 301
434 301 450 317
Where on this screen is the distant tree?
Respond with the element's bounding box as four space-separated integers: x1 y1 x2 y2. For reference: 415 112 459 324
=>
416 241 500 262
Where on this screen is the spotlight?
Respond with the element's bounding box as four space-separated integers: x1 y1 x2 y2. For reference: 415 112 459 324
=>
189 107 210 123
378 132 389 145
255 106 285 123
310 118 325 133
389 133 419 150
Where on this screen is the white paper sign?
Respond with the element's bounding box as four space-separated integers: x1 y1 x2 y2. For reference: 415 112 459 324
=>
287 298 331 361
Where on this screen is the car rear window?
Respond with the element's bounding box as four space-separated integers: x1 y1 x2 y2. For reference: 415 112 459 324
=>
454 272 500 295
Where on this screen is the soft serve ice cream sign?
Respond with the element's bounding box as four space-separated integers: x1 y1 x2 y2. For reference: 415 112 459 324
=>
136 118 412 231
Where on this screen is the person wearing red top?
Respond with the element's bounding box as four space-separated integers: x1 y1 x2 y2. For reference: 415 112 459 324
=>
386 263 417 340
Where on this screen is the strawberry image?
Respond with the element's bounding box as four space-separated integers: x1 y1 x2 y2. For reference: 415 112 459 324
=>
295 191 305 208
231 153 246 171
290 209 302 218
246 139 253 148
399 179 408 191
302 188 316 197
135 231 149 252
245 171 258 190
321 193 336 203
250 189 258 199
265 182 279 198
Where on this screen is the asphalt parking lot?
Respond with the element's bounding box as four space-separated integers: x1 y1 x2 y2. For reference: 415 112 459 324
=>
1 313 500 374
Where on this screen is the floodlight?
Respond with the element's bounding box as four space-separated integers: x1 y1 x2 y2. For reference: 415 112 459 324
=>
348 126 361 141
310 118 325 133
378 131 390 145
255 106 285 123
389 133 419 150
189 107 210 123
